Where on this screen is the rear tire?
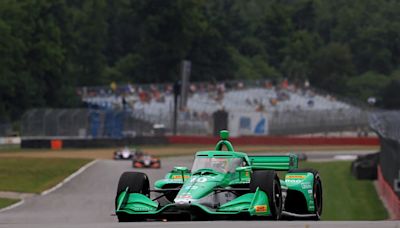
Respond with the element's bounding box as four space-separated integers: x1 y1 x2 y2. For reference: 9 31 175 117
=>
250 170 282 220
115 172 150 222
288 168 323 220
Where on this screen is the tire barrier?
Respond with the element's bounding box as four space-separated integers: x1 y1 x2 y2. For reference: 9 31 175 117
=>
351 152 379 180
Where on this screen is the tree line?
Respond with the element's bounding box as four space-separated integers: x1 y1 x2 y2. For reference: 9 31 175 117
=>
1 0 400 121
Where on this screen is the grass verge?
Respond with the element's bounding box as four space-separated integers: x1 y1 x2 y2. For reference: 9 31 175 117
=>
300 161 388 220
0 157 91 193
0 198 19 209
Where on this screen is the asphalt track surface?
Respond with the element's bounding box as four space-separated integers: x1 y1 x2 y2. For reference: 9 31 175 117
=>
0 151 399 228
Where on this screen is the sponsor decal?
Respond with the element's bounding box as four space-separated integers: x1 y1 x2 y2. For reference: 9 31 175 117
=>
172 175 190 179
185 186 198 190
301 182 312 189
308 189 313 194
254 205 267 212
286 175 306 179
286 179 302 183
176 194 192 199
133 207 150 212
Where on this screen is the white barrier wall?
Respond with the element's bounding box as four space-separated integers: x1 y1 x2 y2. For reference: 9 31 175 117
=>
0 137 21 145
228 113 269 137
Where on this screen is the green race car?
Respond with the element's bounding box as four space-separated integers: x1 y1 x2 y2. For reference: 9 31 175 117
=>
115 130 323 221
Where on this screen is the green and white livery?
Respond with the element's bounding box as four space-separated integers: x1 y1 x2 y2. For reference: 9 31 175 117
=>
115 130 323 221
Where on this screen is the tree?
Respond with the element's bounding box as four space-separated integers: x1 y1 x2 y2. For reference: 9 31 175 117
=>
68 0 108 86
346 71 390 102
380 80 400 109
256 3 293 69
309 43 355 93
280 31 321 81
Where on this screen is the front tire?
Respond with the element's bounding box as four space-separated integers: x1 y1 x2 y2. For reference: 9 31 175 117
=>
288 168 323 220
115 172 150 222
250 170 282 220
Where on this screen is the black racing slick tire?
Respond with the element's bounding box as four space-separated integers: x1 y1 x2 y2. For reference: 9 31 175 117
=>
250 170 283 220
115 172 150 222
288 168 323 220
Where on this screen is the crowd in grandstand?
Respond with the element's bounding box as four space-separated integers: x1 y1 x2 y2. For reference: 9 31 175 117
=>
79 79 351 124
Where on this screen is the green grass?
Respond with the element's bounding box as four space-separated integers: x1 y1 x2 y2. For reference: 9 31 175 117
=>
0 158 91 193
299 161 388 220
0 144 20 151
0 198 19 209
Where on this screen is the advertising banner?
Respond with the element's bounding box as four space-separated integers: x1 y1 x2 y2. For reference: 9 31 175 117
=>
229 113 269 137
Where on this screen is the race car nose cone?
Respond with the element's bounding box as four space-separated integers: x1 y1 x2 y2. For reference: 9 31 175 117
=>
174 200 191 209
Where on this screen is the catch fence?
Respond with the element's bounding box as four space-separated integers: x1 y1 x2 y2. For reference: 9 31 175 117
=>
21 107 370 138
370 111 400 197
21 109 153 139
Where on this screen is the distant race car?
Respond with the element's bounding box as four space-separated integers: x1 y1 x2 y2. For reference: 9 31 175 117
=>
115 130 323 222
133 154 161 169
113 147 137 160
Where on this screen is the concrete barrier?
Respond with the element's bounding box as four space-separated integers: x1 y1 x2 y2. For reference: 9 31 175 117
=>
0 137 21 145
21 135 379 149
377 166 400 219
21 136 169 148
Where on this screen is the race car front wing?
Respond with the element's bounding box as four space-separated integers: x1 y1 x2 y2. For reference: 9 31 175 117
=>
115 187 271 220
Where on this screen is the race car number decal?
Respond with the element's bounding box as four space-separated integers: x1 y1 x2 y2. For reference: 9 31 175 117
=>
190 177 207 183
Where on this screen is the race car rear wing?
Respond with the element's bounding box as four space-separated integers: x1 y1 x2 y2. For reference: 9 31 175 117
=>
248 154 298 171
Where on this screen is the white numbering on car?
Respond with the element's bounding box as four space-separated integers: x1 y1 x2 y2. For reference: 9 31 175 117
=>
190 177 207 183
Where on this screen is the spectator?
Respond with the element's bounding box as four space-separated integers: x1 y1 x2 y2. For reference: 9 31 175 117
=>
367 97 376 106
307 99 314 108
281 78 289 89
304 79 310 89
237 81 244 89
270 98 278 106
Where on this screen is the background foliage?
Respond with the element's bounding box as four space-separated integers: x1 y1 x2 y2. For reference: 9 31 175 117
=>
1 0 400 121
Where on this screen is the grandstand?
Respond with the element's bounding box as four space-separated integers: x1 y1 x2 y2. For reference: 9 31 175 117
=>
76 80 367 136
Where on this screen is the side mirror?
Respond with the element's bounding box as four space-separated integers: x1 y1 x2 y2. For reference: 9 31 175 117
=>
236 166 251 172
236 166 251 181
174 166 189 172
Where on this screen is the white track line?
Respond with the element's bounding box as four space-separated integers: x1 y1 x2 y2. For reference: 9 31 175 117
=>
0 199 25 213
41 159 98 196
0 159 98 213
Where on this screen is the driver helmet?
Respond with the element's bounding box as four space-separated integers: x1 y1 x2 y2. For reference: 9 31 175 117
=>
211 158 228 171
